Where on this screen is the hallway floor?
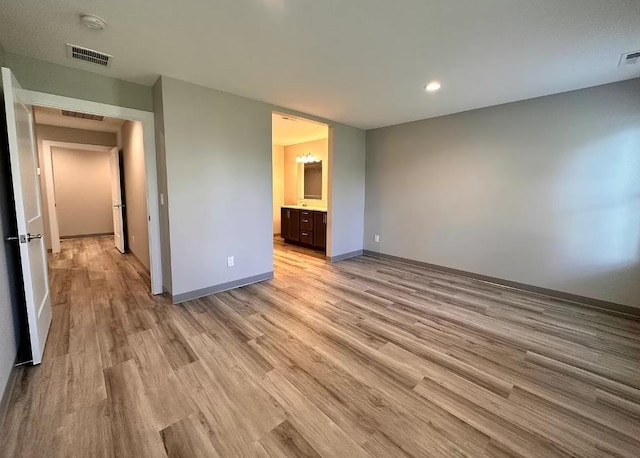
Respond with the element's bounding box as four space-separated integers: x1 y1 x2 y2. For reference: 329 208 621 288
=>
1 236 639 457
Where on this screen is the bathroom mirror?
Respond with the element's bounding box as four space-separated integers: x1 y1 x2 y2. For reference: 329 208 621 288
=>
303 161 322 200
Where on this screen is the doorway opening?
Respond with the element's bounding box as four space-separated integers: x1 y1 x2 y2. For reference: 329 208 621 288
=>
2 67 162 364
271 112 330 263
34 107 152 275
34 108 152 277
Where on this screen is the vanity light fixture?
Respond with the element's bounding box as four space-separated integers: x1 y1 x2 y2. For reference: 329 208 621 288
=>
296 153 320 163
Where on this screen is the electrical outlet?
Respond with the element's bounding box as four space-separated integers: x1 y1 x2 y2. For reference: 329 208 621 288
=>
374 234 380 243
132 235 135 244
160 193 164 205
227 256 235 267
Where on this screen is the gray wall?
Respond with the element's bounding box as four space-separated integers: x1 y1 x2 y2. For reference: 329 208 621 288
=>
35 125 117 249
52 147 113 237
155 76 366 299
365 78 640 309
5 53 152 111
121 121 150 270
329 124 366 259
159 76 274 297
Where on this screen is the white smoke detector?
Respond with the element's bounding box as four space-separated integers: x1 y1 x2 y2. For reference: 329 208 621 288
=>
80 14 106 31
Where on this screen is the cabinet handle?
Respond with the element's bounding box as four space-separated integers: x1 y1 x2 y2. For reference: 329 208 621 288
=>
302 219 309 223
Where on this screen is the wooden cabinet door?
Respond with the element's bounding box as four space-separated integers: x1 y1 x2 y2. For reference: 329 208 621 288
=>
289 209 300 241
280 207 289 239
281 208 300 241
281 208 301 242
313 211 326 250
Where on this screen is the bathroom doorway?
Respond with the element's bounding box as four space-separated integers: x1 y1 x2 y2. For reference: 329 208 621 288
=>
271 112 330 261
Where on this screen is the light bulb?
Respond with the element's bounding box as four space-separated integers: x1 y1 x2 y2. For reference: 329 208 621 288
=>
425 81 441 92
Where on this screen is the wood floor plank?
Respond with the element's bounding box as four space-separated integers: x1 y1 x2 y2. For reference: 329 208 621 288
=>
1 236 639 457
151 318 199 371
103 359 167 457
160 411 222 458
59 400 113 458
175 360 267 456
44 303 70 358
187 332 286 439
259 369 370 458
66 349 107 413
259 420 322 458
413 377 572 457
128 329 196 430
94 303 134 368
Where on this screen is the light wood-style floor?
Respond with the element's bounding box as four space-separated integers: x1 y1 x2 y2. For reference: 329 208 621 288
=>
1 236 640 457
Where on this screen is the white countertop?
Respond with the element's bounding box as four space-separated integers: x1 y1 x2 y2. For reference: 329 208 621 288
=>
282 205 327 212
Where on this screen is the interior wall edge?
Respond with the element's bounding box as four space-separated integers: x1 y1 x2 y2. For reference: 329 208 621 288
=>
327 249 364 263
152 76 173 294
363 249 640 317
171 271 274 304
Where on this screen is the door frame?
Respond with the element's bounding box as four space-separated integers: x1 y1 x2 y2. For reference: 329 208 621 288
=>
18 89 163 295
271 110 333 257
41 141 117 254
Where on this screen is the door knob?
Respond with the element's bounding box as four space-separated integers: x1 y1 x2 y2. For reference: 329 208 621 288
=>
27 233 42 242
113 204 125 208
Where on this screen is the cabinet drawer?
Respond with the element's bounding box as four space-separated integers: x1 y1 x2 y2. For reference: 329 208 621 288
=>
300 216 314 231
300 210 313 218
300 231 314 245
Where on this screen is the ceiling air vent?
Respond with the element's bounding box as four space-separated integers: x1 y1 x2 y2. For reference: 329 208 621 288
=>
619 50 640 67
61 110 104 121
66 43 112 67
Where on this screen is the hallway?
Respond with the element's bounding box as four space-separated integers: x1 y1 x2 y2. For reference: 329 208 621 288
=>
1 237 639 456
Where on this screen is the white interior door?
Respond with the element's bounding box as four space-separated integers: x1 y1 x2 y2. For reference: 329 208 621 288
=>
2 67 51 365
109 148 125 253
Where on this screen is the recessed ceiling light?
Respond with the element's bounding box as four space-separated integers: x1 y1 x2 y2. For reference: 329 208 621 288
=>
425 81 441 92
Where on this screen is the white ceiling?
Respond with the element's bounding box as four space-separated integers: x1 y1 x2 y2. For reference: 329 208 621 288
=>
33 106 125 132
1 1 639 129
272 113 327 146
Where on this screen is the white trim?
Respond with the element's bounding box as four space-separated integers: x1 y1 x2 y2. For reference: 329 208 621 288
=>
42 141 115 254
18 89 163 295
326 125 334 258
